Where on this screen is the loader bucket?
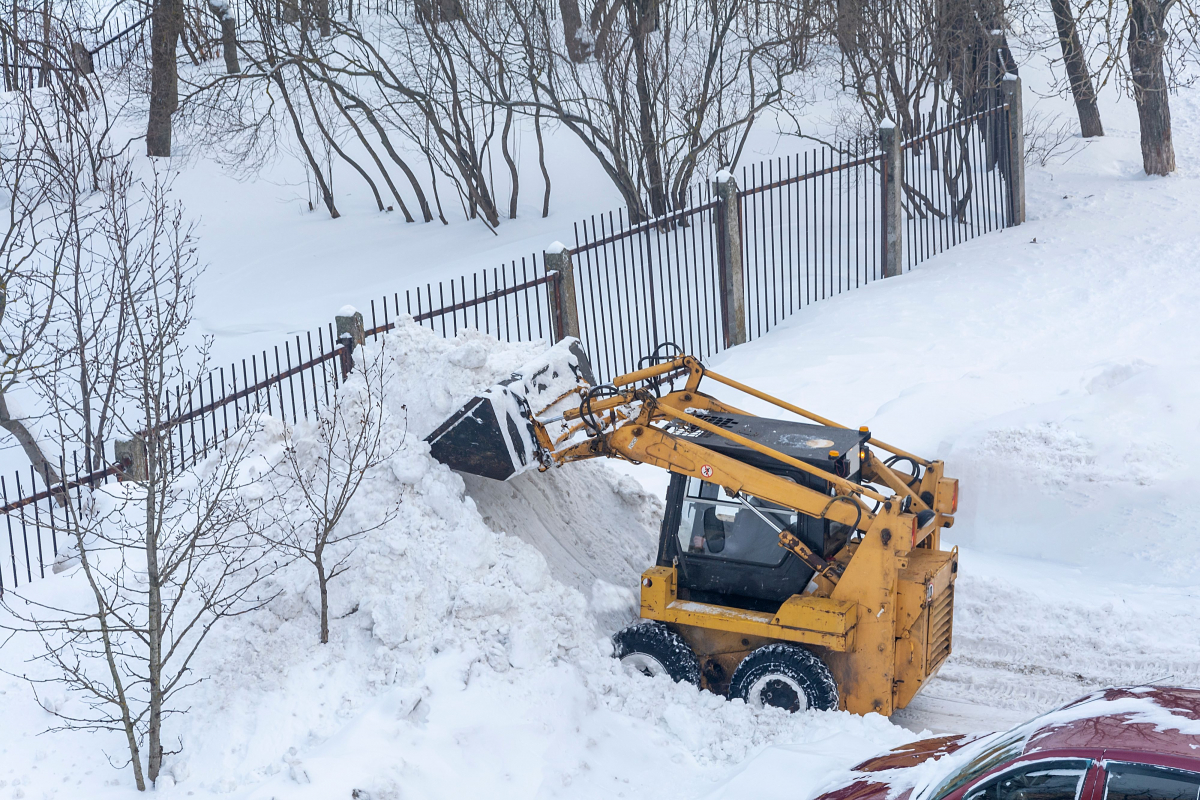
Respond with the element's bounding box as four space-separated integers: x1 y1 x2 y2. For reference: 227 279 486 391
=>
426 339 594 481
426 388 538 481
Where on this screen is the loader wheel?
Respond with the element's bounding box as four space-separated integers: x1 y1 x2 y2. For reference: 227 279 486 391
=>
612 622 701 686
730 643 838 713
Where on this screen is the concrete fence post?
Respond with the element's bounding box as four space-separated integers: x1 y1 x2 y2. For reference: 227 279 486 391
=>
115 436 147 481
335 306 365 379
544 242 581 343
878 121 904 278
70 42 94 76
712 170 747 347
1001 74 1026 225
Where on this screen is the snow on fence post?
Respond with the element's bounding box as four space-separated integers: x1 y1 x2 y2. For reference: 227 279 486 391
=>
544 243 581 343
1001 74 1026 226
114 436 147 481
713 170 747 347
878 121 903 278
335 306 365 379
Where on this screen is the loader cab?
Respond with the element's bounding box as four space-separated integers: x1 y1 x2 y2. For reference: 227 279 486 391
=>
656 414 869 612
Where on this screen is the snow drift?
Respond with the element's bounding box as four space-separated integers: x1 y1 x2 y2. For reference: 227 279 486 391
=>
0 318 910 799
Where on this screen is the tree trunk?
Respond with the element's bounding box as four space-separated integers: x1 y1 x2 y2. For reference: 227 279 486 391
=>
0 391 62 485
1050 0 1103 137
629 0 665 218
328 89 416 220
316 545 329 644
833 0 858 61
208 1 240 74
501 106 518 219
147 0 182 156
559 0 587 62
353 101 434 221
317 0 330 37
1127 0 1174 175
534 105 551 218
274 72 340 217
298 75 383 210
38 0 49 88
75 524 146 790
145 453 164 785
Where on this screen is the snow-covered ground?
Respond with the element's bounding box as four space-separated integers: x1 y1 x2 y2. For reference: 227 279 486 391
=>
2 30 1200 800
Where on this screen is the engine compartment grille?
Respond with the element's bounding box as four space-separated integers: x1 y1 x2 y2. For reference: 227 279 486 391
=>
928 584 954 669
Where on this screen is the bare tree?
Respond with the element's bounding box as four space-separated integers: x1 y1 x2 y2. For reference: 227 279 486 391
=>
178 0 818 225
208 0 241 75
506 0 816 219
1049 0 1104 136
833 0 1011 137
0 48 148 480
262 347 399 644
1071 0 1198 175
34 162 136 473
147 0 183 156
1125 0 1175 174
1 171 277 791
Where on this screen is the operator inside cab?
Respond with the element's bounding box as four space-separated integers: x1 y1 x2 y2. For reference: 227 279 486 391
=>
679 479 796 565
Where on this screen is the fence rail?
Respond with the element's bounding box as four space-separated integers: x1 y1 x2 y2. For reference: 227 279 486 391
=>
0 96 1022 595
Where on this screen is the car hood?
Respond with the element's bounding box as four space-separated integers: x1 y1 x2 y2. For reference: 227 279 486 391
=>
856 734 977 772
813 733 986 800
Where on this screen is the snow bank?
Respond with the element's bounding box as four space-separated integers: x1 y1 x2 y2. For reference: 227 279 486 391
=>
0 318 912 798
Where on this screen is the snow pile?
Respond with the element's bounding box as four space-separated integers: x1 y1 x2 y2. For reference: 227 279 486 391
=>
0 318 912 799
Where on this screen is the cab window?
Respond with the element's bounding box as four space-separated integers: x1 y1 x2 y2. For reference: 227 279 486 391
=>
675 478 795 566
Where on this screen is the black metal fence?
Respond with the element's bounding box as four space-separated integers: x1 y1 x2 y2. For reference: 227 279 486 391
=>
901 105 1011 269
740 142 883 339
0 324 352 593
570 189 726 384
566 105 1013 382
392 255 559 343
0 255 564 593
0 101 1016 594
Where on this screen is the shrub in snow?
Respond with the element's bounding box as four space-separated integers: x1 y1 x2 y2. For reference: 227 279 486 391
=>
260 345 401 644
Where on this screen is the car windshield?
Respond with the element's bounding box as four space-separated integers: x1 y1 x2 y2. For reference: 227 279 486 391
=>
923 729 1030 800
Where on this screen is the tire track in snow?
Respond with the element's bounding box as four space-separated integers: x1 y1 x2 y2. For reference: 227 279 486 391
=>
897 567 1200 732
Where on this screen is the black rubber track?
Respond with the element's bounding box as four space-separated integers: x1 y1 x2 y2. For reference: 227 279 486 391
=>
729 643 839 712
612 622 702 685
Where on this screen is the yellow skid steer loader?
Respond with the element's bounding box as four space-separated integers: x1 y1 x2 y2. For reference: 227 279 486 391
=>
427 343 958 716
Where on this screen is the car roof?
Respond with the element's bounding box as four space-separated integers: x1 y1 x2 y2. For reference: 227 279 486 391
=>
1023 687 1200 762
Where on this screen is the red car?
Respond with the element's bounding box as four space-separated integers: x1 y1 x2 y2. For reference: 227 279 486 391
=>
816 688 1200 800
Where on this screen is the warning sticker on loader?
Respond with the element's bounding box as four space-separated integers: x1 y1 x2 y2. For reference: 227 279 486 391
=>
700 464 713 478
